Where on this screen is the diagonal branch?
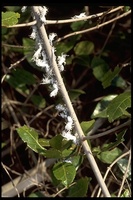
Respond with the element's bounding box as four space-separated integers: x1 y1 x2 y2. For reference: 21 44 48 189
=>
32 6 111 197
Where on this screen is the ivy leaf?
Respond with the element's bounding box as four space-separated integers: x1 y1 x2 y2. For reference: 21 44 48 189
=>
68 177 91 197
52 162 76 187
16 125 46 154
2 11 20 26
106 91 131 122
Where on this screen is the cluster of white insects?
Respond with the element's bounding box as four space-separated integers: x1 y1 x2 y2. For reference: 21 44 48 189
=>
23 6 79 144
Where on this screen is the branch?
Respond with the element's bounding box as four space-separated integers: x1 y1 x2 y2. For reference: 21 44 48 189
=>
4 6 124 28
32 6 111 197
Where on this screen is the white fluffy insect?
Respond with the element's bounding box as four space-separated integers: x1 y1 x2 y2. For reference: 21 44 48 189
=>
57 53 67 71
38 6 48 23
21 6 27 13
62 130 77 144
30 25 37 40
72 12 86 19
49 33 57 46
32 44 42 60
65 116 73 131
50 83 59 97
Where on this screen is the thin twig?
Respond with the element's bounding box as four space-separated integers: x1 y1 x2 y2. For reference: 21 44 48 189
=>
97 150 131 197
83 119 131 140
117 150 131 197
55 10 131 43
32 6 111 197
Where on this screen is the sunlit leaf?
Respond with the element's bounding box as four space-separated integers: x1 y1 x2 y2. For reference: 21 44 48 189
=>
106 91 131 122
53 162 76 187
16 125 46 154
121 189 130 197
38 138 50 147
97 147 122 164
68 177 91 197
2 11 20 26
91 95 117 118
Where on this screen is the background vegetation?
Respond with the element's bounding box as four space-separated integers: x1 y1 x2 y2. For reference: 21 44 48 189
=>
2 5 131 197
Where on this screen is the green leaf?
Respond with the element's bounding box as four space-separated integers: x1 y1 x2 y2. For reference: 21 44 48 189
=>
74 41 94 55
68 89 85 101
68 155 83 170
55 35 80 55
28 191 45 197
101 130 126 151
5 68 36 95
111 75 127 89
106 91 131 122
16 125 46 154
121 189 130 197
71 20 86 31
68 177 91 197
53 162 76 187
117 158 131 181
61 140 73 151
101 65 122 88
30 95 46 109
49 135 63 150
97 147 122 164
91 57 109 81
91 95 117 118
22 38 37 69
73 55 90 67
45 149 62 158
2 11 20 26
38 138 50 147
80 120 95 134
62 149 74 158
